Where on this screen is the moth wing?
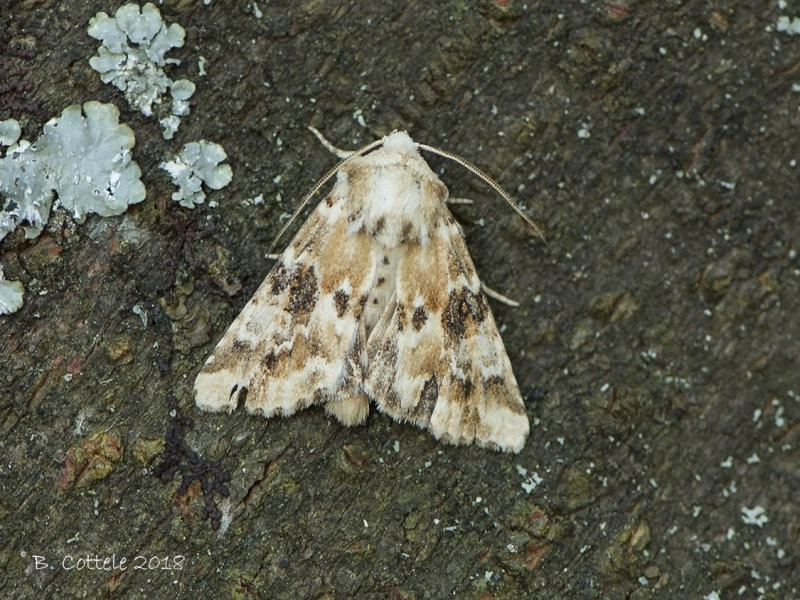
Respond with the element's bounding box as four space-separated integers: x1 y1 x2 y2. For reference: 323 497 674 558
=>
194 193 376 418
364 215 529 452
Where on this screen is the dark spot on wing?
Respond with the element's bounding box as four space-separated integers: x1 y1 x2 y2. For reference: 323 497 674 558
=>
382 255 389 265
400 221 413 242
396 302 406 332
334 288 349 317
231 339 249 353
372 216 385 237
462 377 474 401
484 375 504 388
287 264 318 317
269 260 289 295
411 306 428 331
442 287 488 340
261 350 279 370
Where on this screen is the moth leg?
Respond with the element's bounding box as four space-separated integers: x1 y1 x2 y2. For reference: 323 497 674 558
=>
481 281 520 307
326 394 370 426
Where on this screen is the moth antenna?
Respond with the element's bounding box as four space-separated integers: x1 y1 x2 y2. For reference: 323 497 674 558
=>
268 131 544 256
307 126 353 159
266 131 384 256
418 143 545 242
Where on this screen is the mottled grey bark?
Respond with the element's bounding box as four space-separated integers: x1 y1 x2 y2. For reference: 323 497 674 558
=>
1 1 798 599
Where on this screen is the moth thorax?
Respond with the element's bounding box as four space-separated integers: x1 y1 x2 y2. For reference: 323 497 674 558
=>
341 163 447 248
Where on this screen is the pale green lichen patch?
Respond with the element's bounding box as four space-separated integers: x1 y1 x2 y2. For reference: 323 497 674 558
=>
88 2 193 139
0 102 145 242
160 141 233 208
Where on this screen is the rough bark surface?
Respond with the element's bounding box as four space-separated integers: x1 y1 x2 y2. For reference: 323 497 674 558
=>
1 1 798 599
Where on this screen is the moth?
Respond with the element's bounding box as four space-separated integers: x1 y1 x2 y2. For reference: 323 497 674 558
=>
194 129 538 452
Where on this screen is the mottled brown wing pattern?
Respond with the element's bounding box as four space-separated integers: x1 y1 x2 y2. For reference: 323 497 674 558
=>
195 130 531 453
363 209 529 452
194 191 377 417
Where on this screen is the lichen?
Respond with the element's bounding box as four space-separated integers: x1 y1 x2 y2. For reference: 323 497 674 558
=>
0 102 145 241
777 15 800 35
0 268 24 315
0 118 21 145
160 141 233 208
87 2 193 139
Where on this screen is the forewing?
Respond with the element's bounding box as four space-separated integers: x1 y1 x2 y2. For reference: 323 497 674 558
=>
194 193 376 417
364 214 529 452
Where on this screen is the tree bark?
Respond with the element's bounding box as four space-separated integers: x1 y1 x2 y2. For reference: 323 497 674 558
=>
1 1 797 598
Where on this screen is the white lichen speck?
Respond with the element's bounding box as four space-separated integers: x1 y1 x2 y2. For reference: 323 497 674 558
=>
741 505 769 528
0 119 22 146
0 268 25 315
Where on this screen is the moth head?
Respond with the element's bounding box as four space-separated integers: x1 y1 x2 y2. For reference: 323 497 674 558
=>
380 131 418 155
